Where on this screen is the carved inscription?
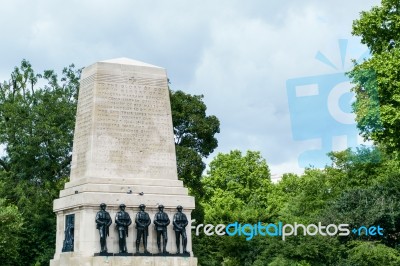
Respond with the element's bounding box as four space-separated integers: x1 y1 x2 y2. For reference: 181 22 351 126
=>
70 65 178 180
70 74 94 178
92 80 177 178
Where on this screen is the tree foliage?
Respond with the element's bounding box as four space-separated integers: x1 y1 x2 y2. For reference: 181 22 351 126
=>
0 59 80 265
0 198 23 266
349 0 400 153
202 150 271 223
194 145 400 265
346 241 400 266
352 0 400 54
194 150 271 265
170 90 220 197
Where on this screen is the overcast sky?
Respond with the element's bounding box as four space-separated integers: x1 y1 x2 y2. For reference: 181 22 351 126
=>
0 0 380 177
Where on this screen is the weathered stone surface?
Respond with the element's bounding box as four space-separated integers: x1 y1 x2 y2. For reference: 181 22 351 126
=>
70 58 177 181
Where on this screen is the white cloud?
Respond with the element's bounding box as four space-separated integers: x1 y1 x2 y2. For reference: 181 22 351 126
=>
0 0 380 175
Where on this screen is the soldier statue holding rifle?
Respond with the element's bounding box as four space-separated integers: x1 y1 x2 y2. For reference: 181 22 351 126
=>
115 203 132 253
95 203 112 253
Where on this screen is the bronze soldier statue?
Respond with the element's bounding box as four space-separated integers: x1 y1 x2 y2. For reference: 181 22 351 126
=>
115 204 132 253
173 205 189 255
95 203 112 253
135 204 151 254
62 214 75 252
154 204 170 254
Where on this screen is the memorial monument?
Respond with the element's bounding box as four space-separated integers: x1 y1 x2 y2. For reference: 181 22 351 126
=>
50 58 197 265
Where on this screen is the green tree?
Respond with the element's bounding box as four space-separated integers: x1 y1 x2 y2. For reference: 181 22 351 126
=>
266 256 310 266
266 173 302 221
0 59 80 265
202 150 271 223
170 90 220 198
345 241 400 266
195 150 271 266
0 197 24 266
349 0 400 153
326 147 382 188
352 0 400 54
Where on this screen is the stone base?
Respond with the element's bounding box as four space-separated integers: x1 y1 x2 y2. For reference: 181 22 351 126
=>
50 252 197 266
152 252 190 257
134 252 153 256
175 252 191 257
94 252 114 256
52 205 195 260
113 252 134 256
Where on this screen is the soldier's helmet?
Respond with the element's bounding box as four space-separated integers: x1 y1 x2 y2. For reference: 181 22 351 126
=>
177 205 183 210
120 204 126 208
139 204 146 209
158 204 164 210
100 203 106 208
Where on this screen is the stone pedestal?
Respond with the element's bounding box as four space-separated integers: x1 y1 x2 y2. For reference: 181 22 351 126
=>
51 253 197 266
50 58 196 265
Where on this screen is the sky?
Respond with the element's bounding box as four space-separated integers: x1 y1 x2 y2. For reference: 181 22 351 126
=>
0 0 381 178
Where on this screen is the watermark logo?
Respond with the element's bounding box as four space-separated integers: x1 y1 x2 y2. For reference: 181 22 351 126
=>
191 220 384 241
286 39 372 167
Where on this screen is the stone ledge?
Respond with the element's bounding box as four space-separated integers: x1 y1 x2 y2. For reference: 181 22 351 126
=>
50 252 198 266
64 177 184 189
53 192 195 211
60 183 188 197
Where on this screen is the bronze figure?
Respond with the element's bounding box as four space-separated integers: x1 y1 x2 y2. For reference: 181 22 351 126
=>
173 205 189 255
95 203 112 253
115 204 132 253
154 204 170 254
135 204 151 254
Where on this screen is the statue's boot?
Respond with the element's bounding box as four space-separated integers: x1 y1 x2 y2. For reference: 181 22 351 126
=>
119 239 124 253
163 239 168 253
176 241 180 254
144 238 149 253
183 238 188 254
136 242 140 253
100 238 105 252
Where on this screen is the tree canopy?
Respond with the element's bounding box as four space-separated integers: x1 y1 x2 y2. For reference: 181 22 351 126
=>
0 198 23 266
0 59 80 265
202 150 271 223
170 90 220 197
195 147 400 266
349 0 400 153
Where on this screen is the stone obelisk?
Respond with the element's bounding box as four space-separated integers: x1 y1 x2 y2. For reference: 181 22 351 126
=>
50 58 197 266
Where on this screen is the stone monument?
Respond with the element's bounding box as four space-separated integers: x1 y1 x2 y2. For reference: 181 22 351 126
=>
50 58 197 265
